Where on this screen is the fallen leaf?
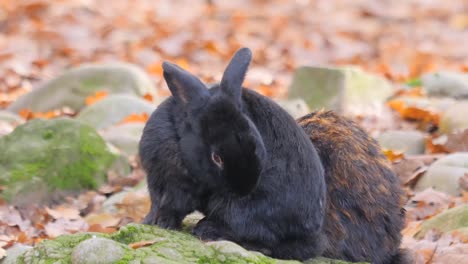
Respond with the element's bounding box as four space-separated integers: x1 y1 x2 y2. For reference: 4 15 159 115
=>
45 206 80 220
118 113 149 124
444 129 468 152
87 224 117 234
405 189 452 221
84 213 120 228
129 240 157 249
44 218 88 238
402 221 423 237
383 149 404 162
143 93 153 103
459 174 468 192
392 158 427 186
85 91 108 106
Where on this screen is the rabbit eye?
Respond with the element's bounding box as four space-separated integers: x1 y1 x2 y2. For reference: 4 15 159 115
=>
211 152 223 168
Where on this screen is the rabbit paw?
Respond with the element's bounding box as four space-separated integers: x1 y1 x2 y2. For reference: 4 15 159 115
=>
192 218 231 241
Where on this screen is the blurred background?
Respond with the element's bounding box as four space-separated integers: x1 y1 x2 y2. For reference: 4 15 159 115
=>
1 0 468 101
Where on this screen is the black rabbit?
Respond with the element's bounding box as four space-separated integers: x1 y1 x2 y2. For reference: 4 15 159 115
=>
139 48 409 263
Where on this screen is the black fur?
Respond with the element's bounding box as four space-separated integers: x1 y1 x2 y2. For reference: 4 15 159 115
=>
139 48 409 263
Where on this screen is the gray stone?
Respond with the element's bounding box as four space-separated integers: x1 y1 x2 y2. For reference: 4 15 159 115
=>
71 237 128 264
76 94 155 130
0 122 14 137
414 152 468 196
421 71 468 99
0 111 24 124
377 130 426 155
7 63 157 112
2 244 32 264
275 99 311 119
439 101 468 134
100 123 145 156
289 66 393 115
416 205 468 238
0 118 116 205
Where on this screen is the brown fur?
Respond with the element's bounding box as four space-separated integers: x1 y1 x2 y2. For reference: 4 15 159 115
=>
298 110 408 263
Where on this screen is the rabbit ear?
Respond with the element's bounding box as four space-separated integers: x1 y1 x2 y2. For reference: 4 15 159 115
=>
221 48 252 103
162 62 208 105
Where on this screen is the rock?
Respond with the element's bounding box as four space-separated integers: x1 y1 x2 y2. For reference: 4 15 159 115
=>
415 205 468 239
414 153 468 196
0 111 25 137
7 63 156 113
10 223 361 264
289 66 393 115
274 99 311 119
100 123 145 156
421 71 468 99
0 111 24 124
71 237 128 264
2 244 33 264
439 101 468 134
0 118 116 205
377 130 426 155
76 94 155 130
0 122 14 137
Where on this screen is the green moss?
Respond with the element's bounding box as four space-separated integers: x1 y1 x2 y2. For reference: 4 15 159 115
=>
0 118 116 203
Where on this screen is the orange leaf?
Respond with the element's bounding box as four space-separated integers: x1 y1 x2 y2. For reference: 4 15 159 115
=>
87 224 117 234
119 113 149 124
382 149 404 162
143 93 153 103
129 240 157 249
85 91 108 106
146 62 163 76
19 109 34 120
426 137 449 154
174 58 190 71
394 87 425 98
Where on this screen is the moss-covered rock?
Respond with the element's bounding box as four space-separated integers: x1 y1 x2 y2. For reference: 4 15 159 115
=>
289 66 393 116
0 118 116 205
7 63 157 113
10 224 364 264
416 205 468 239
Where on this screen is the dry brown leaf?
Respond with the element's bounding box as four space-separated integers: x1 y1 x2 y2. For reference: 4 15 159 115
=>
405 189 452 221
444 129 468 152
402 221 423 237
45 206 80 220
383 149 404 162
459 174 468 192
87 224 117 234
392 158 427 186
84 213 120 228
118 113 149 124
387 99 440 127
44 218 88 238
129 240 157 249
143 93 153 103
85 91 108 106
426 136 450 154
146 62 163 76
98 185 122 195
